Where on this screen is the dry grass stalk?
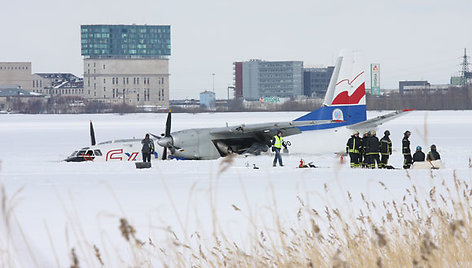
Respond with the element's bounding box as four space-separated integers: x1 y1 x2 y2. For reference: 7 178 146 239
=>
93 245 104 267
70 248 79 268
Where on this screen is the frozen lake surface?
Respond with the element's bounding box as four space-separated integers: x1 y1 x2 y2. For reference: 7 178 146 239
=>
0 111 471 267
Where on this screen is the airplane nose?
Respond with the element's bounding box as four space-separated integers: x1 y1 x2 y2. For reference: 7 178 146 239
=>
158 136 173 147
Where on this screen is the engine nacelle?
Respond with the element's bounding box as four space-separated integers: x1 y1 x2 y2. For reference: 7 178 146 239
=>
170 129 221 160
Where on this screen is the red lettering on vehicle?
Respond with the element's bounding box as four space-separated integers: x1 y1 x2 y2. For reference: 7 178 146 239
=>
106 149 123 161
128 152 139 161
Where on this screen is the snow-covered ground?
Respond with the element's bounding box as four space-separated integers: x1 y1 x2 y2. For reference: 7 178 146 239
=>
0 111 471 267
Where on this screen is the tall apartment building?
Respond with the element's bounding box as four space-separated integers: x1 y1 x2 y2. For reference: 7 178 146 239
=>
303 66 334 97
81 24 171 107
233 60 303 99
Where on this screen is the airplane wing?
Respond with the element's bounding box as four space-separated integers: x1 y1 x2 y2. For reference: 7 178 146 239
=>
210 120 335 140
347 109 413 130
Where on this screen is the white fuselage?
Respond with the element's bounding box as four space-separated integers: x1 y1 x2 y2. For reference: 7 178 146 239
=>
65 139 160 162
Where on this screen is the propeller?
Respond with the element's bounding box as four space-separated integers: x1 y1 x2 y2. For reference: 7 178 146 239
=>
90 120 96 146
161 110 172 160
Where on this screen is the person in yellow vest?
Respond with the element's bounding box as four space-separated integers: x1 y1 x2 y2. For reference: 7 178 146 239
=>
271 130 286 167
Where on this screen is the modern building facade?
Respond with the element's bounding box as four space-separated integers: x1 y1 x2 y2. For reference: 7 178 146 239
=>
81 25 170 58
81 24 171 107
303 66 334 97
233 60 303 99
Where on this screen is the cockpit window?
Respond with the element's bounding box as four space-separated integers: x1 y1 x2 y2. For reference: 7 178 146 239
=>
86 150 94 156
77 150 86 156
94 150 102 156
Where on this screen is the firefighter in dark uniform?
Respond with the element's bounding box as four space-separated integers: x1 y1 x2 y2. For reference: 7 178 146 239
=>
360 131 369 168
379 130 392 168
402 130 412 169
346 131 362 168
365 130 380 169
427 144 441 161
141 133 155 163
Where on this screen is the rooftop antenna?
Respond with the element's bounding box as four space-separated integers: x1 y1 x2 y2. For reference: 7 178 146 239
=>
460 48 471 86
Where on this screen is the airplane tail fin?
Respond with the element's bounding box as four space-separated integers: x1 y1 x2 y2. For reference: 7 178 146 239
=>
295 49 366 130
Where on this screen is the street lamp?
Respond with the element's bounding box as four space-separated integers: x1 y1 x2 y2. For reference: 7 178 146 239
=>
212 73 215 92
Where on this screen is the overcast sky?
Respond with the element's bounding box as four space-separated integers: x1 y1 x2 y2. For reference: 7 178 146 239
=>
1 0 471 99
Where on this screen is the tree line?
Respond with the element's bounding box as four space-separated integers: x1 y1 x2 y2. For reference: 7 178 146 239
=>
366 86 472 110
5 86 472 114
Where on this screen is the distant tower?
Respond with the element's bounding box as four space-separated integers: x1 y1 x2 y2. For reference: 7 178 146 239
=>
460 48 471 86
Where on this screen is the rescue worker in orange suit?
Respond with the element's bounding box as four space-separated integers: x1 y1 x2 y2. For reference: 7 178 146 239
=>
402 131 413 169
346 131 362 168
379 130 392 168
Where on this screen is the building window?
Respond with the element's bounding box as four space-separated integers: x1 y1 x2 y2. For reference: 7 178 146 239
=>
103 64 106 70
104 87 106 92
133 77 136 84
103 78 106 84
136 77 139 84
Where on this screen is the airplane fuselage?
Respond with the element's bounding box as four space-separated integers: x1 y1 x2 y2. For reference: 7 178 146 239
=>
65 139 150 162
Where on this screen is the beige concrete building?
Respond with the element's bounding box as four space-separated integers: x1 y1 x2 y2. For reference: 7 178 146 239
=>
0 62 84 97
0 62 45 91
83 58 169 107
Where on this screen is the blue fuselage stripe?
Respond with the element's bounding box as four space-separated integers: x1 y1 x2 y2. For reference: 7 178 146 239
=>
294 105 367 131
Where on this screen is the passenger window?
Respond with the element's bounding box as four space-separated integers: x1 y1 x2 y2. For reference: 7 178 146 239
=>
94 150 102 156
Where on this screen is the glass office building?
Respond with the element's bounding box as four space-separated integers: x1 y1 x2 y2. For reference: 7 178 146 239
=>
235 60 304 99
81 25 171 58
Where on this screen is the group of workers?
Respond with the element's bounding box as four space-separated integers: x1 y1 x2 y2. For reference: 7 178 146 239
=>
141 129 441 169
346 130 441 169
